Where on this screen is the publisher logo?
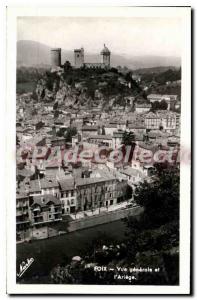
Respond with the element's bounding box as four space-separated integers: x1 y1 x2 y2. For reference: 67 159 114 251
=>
17 258 34 278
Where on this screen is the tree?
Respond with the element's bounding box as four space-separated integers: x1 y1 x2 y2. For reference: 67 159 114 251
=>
63 60 72 71
56 128 67 137
125 71 133 83
54 110 59 119
122 131 135 146
101 126 105 135
121 131 136 163
110 67 118 74
125 185 133 200
124 167 180 284
64 127 77 143
45 71 60 91
151 101 160 111
160 100 168 110
32 90 38 101
53 101 58 110
133 167 179 227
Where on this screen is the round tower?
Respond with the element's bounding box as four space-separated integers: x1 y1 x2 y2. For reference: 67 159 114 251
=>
101 44 110 67
51 48 61 67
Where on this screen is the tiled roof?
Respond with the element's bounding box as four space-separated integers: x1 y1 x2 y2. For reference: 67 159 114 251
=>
16 193 29 199
32 194 61 207
128 123 145 129
59 178 75 191
82 125 98 131
29 180 41 193
17 168 34 178
144 111 178 119
113 131 124 138
105 124 117 128
76 175 116 187
40 178 59 189
120 167 146 178
88 135 112 140
137 142 159 153
148 130 170 138
135 103 151 108
147 94 162 99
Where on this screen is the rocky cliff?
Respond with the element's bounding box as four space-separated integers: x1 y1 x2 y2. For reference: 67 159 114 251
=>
35 67 142 109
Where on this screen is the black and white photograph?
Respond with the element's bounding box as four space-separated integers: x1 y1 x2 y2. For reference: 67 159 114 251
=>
5 6 191 295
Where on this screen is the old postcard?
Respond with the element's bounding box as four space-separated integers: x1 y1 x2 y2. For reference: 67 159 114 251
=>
6 6 191 294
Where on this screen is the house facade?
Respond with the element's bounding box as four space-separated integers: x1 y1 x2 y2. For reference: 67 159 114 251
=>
76 176 127 212
30 194 62 226
59 178 77 214
16 193 30 233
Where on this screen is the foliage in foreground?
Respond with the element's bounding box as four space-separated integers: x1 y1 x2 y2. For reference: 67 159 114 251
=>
50 167 180 285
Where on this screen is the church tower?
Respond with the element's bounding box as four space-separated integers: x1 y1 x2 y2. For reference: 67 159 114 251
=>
101 44 110 67
74 47 84 68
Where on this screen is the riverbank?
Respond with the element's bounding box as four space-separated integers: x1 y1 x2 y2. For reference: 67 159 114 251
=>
17 204 143 243
67 205 143 232
17 219 129 283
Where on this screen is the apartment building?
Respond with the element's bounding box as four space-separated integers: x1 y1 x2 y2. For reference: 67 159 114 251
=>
59 178 77 214
29 194 62 226
16 193 30 232
144 111 178 133
75 176 127 211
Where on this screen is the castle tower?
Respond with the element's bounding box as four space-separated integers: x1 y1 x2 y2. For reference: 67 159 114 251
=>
101 44 110 67
74 47 84 68
50 48 61 67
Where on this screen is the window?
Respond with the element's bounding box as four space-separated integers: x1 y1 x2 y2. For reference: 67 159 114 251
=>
65 191 68 197
71 191 74 197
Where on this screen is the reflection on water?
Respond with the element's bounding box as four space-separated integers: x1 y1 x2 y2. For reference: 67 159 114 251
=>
17 220 128 284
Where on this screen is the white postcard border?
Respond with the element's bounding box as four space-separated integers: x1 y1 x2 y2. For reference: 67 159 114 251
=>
6 6 191 294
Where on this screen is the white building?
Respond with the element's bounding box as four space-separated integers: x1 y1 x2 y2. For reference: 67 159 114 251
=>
144 111 178 133
147 94 178 110
59 178 77 214
135 102 151 113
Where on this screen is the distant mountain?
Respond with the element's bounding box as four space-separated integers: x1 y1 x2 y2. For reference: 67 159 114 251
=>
17 40 73 67
17 40 181 69
134 66 180 74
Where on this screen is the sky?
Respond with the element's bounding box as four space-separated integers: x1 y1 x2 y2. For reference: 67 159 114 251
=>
17 17 182 57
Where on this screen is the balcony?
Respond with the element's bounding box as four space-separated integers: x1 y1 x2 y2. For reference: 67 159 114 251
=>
33 212 43 217
16 220 30 225
33 217 44 224
50 211 61 214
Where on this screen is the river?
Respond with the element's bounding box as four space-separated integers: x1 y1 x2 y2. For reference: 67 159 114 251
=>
17 220 128 283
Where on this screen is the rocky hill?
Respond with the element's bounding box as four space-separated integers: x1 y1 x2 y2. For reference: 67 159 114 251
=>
35 67 143 109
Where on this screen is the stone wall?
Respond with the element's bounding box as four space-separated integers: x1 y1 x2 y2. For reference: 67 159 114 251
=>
17 206 144 242
67 206 143 232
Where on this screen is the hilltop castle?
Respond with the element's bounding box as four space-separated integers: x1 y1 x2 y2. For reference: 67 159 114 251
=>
74 44 111 69
50 44 111 69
